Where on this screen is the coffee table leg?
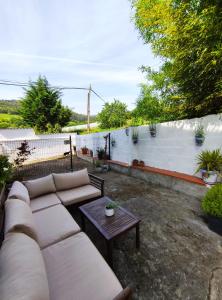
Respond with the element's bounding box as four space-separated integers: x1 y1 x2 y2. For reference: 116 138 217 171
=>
106 240 113 268
81 214 86 232
136 223 140 249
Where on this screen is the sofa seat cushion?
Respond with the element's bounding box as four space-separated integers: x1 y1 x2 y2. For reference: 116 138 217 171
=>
53 169 90 191
4 199 38 242
56 184 101 206
33 204 80 249
42 232 122 300
24 174 56 199
0 232 50 300
8 181 30 204
30 193 61 213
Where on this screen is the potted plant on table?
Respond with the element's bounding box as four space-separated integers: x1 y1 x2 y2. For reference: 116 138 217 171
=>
195 149 222 185
201 184 222 235
195 125 205 146
105 202 118 217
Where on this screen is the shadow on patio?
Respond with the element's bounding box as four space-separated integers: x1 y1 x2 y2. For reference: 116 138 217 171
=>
15 156 222 299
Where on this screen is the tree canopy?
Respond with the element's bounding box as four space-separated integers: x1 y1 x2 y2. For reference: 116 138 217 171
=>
97 99 129 128
20 76 72 132
132 0 222 119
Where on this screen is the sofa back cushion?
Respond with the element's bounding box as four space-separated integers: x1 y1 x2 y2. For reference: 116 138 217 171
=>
0 232 50 300
8 181 30 204
4 199 38 242
24 174 56 199
53 169 90 191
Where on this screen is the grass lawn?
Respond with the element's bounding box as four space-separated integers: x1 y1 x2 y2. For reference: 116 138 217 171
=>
0 113 22 121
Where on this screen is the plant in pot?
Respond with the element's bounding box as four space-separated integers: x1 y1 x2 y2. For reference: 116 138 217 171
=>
81 146 88 155
97 147 105 160
132 129 139 144
111 137 116 147
139 160 145 167
105 201 118 217
201 184 222 235
195 125 205 146
195 149 222 184
132 159 139 166
94 160 103 173
149 124 157 137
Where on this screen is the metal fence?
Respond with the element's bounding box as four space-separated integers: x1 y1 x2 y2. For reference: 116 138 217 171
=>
0 136 76 180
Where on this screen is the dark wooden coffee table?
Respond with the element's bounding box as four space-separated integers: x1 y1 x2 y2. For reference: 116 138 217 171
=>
79 196 141 267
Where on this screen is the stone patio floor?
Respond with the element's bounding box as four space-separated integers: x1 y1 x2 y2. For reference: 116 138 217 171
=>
18 157 222 300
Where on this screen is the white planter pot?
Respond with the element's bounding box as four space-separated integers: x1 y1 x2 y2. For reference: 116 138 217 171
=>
105 208 114 217
202 170 218 185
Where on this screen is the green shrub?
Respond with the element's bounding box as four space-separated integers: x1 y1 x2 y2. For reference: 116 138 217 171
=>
196 149 222 173
0 155 13 186
201 184 222 218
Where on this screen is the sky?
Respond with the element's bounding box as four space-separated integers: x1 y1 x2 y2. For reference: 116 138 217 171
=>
0 0 161 115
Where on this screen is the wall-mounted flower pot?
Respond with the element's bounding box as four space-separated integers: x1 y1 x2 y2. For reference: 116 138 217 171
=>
149 125 157 137
150 130 156 137
195 136 205 146
125 127 129 136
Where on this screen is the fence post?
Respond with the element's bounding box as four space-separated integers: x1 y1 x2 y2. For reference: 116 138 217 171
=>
70 135 73 171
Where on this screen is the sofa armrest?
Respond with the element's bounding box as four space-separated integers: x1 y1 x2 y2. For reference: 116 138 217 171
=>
88 173 104 196
113 287 132 300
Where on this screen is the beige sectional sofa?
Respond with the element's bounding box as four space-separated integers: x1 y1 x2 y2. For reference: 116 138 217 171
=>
0 169 132 300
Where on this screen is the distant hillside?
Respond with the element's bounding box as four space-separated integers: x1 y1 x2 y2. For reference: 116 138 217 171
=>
70 111 97 124
0 100 21 115
0 99 97 124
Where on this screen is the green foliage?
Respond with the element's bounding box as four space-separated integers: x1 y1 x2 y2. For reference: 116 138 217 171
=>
0 100 21 115
20 76 72 133
69 112 96 125
132 0 222 119
0 155 13 185
196 149 222 173
97 147 106 160
106 202 118 209
202 184 222 218
0 114 27 129
132 128 139 143
97 100 129 129
133 84 167 123
195 125 205 138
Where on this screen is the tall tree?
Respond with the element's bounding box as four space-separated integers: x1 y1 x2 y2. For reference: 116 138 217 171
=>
20 76 71 132
97 99 129 128
132 0 222 118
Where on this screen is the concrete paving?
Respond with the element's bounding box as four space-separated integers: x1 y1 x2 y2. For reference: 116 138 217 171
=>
18 157 222 300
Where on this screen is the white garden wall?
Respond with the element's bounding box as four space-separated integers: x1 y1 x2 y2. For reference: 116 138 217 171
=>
76 114 222 176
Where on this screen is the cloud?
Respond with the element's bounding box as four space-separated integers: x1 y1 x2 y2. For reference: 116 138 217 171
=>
0 0 161 114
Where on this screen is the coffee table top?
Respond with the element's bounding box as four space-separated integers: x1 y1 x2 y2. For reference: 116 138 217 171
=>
79 196 141 240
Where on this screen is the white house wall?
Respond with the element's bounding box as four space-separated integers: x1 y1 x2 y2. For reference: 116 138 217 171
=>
76 114 222 176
